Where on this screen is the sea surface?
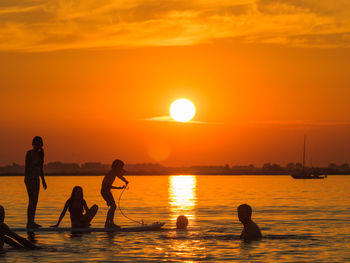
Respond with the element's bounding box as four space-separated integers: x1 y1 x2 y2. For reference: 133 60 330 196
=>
0 175 350 262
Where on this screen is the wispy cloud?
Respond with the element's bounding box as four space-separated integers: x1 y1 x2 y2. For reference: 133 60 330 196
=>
145 116 174 122
0 0 349 51
144 115 219 124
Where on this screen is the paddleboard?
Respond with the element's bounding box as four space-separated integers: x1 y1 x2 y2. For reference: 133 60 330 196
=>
12 222 165 233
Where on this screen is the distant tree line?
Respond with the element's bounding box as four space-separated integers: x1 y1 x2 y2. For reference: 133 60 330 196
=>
1 161 350 175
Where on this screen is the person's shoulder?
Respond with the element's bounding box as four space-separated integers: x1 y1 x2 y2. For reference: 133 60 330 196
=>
26 150 34 156
249 221 262 236
105 171 115 178
253 221 261 230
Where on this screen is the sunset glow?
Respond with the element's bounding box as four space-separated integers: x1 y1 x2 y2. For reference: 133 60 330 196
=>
0 1 350 261
0 0 349 167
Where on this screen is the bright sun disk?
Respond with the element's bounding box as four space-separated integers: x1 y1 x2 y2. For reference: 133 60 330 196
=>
170 99 196 122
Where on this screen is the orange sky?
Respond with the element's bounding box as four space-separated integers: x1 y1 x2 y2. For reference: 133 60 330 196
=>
1 0 350 166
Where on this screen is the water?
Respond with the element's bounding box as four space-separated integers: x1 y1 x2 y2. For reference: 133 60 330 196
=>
1 175 350 262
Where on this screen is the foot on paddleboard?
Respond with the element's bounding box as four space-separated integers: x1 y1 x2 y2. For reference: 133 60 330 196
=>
106 224 121 230
27 223 42 229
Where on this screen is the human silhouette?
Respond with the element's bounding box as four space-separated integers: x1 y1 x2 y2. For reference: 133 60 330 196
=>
0 205 38 250
25 136 47 228
51 186 98 228
101 159 129 229
237 204 262 243
176 215 188 229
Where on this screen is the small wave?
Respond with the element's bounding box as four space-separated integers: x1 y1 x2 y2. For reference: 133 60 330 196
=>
264 234 316 240
160 233 316 241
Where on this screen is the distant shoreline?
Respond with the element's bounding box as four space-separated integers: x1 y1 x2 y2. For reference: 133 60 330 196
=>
1 172 349 176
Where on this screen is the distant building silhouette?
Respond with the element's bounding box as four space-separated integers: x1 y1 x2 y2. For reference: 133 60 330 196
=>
0 161 349 175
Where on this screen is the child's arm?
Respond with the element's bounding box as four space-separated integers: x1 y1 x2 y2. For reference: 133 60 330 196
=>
82 200 89 213
4 236 24 248
5 233 39 249
116 173 129 185
50 200 69 227
24 151 31 176
40 173 47 190
3 225 39 249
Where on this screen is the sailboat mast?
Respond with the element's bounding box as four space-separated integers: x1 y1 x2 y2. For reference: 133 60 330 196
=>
303 135 306 168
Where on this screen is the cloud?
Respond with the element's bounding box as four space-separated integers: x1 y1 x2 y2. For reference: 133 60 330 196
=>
0 0 349 51
144 116 218 124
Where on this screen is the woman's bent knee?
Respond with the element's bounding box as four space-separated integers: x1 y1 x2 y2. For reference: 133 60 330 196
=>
90 204 98 214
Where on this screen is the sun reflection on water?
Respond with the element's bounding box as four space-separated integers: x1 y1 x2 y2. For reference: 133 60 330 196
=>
167 176 203 261
168 175 197 222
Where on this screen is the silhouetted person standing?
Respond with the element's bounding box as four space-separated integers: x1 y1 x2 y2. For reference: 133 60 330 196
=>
237 204 262 243
101 159 128 229
0 205 38 250
25 136 47 228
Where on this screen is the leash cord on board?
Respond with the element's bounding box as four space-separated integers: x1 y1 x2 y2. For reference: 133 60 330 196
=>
117 186 145 226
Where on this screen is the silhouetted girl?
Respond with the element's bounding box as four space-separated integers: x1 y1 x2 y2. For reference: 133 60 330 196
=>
51 186 98 228
25 136 47 228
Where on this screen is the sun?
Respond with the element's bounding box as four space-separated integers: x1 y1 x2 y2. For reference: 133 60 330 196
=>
170 99 196 122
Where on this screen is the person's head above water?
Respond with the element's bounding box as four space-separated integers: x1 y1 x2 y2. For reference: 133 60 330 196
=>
71 186 83 201
0 205 5 223
32 136 43 150
237 204 252 224
176 215 188 229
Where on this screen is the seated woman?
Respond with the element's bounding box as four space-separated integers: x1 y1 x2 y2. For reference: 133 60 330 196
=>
0 205 38 250
51 186 98 228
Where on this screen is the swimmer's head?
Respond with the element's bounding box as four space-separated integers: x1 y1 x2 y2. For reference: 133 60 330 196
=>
0 205 4 223
32 136 43 149
71 186 83 200
237 204 252 223
176 215 188 229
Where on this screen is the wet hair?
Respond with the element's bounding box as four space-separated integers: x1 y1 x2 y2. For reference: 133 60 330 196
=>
112 159 124 169
238 204 252 219
176 215 188 229
32 136 44 162
70 186 83 201
0 205 4 223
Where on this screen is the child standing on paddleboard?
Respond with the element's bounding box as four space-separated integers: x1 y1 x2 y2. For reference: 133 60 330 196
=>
101 159 129 229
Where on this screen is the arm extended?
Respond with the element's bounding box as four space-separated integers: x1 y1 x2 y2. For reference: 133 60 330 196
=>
117 173 129 185
40 173 47 190
40 160 47 190
4 227 38 249
51 200 69 227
